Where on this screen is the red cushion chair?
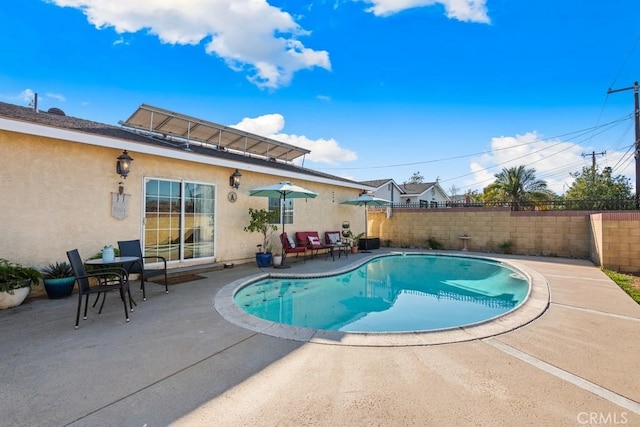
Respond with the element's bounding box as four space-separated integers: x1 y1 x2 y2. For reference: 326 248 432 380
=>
280 232 307 263
296 231 331 257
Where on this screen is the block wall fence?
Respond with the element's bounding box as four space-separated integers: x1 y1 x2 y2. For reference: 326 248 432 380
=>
367 208 640 274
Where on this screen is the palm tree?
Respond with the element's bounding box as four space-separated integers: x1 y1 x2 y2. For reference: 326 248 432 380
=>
492 166 554 210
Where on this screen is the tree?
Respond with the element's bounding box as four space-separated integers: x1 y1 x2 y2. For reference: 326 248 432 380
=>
565 166 633 209
405 171 424 184
449 184 459 199
486 165 555 210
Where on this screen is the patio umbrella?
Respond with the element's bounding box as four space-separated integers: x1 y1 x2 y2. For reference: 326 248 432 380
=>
249 181 318 268
341 194 391 253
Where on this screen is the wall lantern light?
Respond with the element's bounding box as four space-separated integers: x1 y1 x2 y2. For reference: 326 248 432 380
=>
116 150 133 179
229 169 242 189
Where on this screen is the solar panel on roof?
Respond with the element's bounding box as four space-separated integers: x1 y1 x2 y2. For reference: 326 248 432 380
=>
120 104 310 162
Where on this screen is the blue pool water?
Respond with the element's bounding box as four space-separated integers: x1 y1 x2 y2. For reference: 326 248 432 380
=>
234 254 530 333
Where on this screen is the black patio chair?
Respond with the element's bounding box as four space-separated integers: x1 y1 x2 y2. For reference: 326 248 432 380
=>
117 240 168 300
66 249 133 329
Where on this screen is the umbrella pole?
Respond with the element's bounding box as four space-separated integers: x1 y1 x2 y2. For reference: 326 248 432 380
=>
275 194 291 269
361 202 371 253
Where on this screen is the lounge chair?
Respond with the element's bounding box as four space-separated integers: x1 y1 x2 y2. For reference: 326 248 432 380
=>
280 232 307 263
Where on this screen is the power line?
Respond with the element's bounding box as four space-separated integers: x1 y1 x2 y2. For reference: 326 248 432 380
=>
316 115 631 172
440 117 629 188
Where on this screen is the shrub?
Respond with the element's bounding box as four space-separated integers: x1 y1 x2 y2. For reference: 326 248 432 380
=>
427 236 443 250
499 241 515 254
0 259 41 294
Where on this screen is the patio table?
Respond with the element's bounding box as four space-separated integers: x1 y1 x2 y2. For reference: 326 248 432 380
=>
85 256 142 305
327 244 349 261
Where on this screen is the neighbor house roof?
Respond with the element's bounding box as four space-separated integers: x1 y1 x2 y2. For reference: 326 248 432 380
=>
0 102 371 190
400 182 436 195
359 178 396 189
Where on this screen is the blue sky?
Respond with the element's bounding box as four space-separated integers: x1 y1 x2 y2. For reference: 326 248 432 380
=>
2 0 640 195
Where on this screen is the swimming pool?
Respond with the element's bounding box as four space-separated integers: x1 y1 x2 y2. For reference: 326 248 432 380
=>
232 253 530 333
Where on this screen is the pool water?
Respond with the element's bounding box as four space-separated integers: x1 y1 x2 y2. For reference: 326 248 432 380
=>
234 254 530 333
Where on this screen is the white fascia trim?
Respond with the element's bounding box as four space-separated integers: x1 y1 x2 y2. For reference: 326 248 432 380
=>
2 117 368 190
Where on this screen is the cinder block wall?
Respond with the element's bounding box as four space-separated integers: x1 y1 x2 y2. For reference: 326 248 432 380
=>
590 212 640 273
368 208 640 273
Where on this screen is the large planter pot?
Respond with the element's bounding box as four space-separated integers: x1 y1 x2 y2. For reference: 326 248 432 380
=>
0 286 30 309
43 277 76 299
255 252 273 268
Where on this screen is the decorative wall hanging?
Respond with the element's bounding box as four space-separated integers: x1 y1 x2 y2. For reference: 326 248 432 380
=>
111 182 130 220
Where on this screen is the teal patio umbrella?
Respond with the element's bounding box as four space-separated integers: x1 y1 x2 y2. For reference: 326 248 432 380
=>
249 181 318 268
341 194 391 253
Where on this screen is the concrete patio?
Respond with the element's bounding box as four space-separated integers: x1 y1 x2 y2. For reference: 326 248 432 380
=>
1 249 639 426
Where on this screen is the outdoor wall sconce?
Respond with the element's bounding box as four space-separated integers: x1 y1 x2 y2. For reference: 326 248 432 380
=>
116 150 133 179
229 169 242 189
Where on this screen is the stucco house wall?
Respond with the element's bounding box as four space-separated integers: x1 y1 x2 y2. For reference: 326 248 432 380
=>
1 109 367 272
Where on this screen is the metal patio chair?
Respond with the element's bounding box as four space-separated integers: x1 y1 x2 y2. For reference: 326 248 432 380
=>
66 249 133 329
117 240 168 300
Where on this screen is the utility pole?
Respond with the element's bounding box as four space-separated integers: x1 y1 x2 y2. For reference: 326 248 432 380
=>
581 151 606 180
607 81 640 208
582 151 607 184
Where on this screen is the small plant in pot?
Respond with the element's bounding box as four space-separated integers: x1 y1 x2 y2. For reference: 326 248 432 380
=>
244 208 279 267
41 261 76 299
347 231 365 254
0 258 41 309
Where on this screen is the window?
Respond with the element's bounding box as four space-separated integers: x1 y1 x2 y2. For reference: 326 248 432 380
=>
269 197 293 224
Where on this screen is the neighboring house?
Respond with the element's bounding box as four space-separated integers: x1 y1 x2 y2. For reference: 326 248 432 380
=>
361 179 450 207
0 102 372 269
359 179 404 204
399 182 450 207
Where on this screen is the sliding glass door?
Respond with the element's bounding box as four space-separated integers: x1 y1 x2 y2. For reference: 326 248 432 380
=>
144 178 216 262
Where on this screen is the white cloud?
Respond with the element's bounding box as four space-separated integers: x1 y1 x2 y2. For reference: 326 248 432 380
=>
274 133 358 164
46 93 67 102
47 0 331 89
231 114 357 164
233 114 285 136
18 89 35 103
113 37 129 46
362 0 490 23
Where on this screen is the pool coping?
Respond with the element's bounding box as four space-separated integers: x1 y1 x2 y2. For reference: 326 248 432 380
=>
213 252 550 347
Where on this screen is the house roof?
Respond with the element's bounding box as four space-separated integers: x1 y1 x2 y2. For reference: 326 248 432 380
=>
400 182 436 195
0 102 370 190
359 178 396 189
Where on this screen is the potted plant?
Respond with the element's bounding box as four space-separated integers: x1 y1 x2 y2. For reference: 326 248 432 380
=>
41 261 76 299
347 231 365 254
244 208 279 267
0 258 41 309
